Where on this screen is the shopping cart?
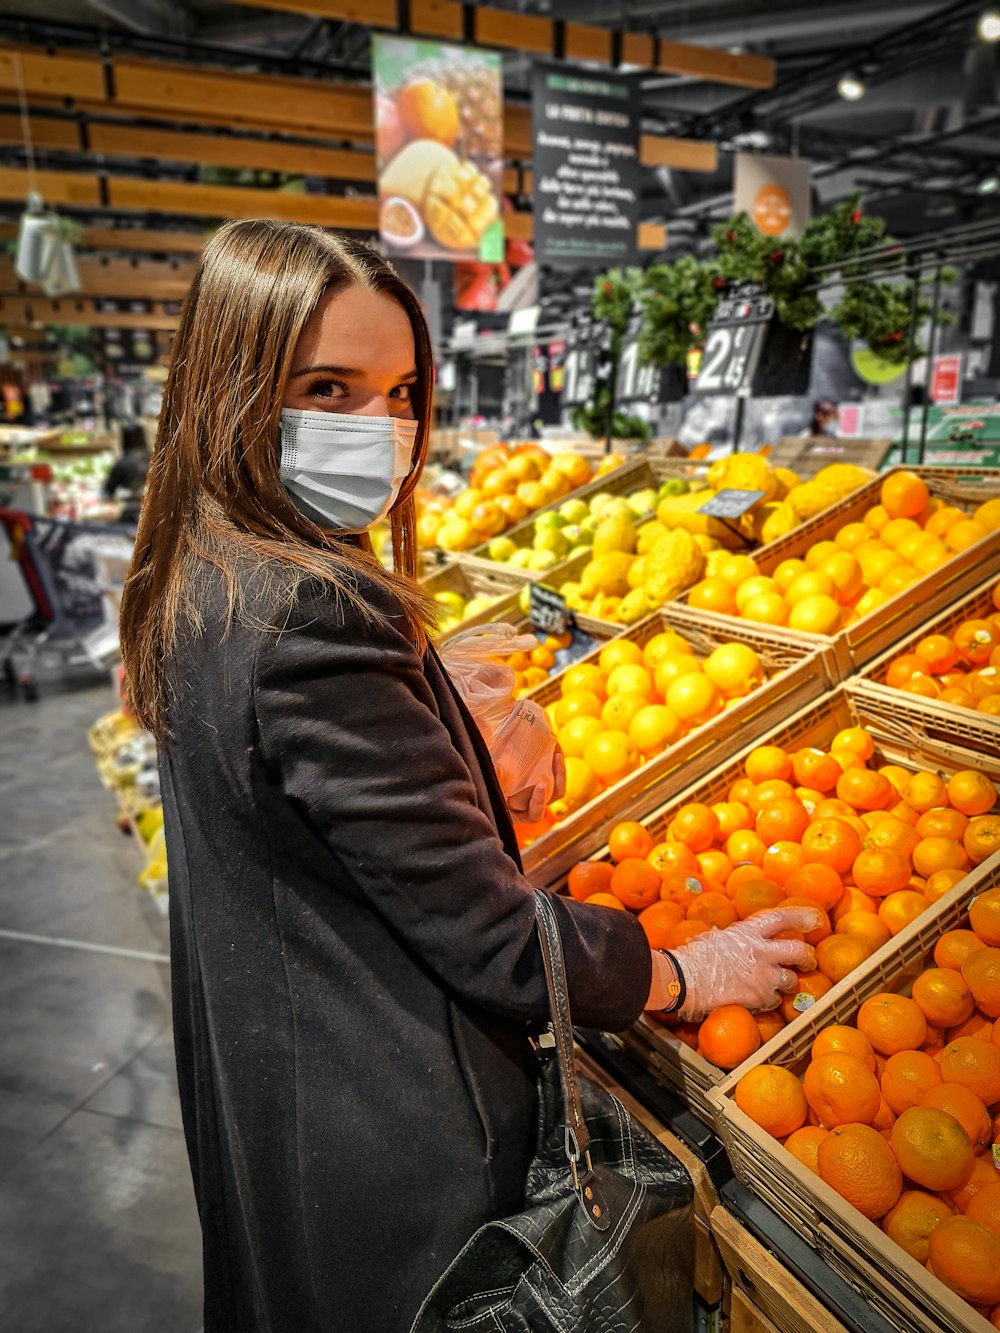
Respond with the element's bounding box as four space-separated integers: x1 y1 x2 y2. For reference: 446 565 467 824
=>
0 508 134 701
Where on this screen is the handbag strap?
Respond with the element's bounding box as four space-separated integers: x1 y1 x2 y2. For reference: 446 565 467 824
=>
534 890 589 1161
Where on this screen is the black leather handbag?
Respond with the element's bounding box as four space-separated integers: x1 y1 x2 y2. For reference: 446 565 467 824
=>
411 890 694 1332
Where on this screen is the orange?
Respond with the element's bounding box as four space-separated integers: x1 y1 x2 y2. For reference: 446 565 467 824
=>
865 503 890 533
831 726 875 761
697 850 734 884
610 858 662 910
636 900 685 948
653 656 702 696
600 691 648 732
755 799 810 846
881 1050 944 1115
559 689 604 722
948 769 998 816
740 592 790 626
598 639 644 673
965 1181 1000 1228
891 1105 975 1193
915 633 959 675
830 747 866 774
605 662 654 700
939 687 977 708
760 841 809 887
687 577 738 615
726 830 766 867
963 949 1000 1019
785 571 836 606
608 820 655 864
561 663 605 698
729 776 758 805
756 1009 786 1046
915 807 969 841
784 862 844 911
784 1125 829 1174
857 992 928 1055
836 911 892 955
812 1025 876 1070
648 841 699 877
971 889 1000 946
584 892 626 911
955 620 1000 667
732 878 786 920
901 675 940 699
883 1190 956 1263
925 870 970 907
835 522 871 552
773 557 808 592
735 575 780 611
935 929 988 972
734 1064 808 1138
670 803 720 852
921 1084 992 1155
886 654 933 689
815 934 870 983
665 920 711 948
712 801 753 839
912 968 975 1028
836 768 895 812
687 892 738 930
584 730 641 785
851 848 912 897
925 504 964 537
558 715 604 760
728 863 778 895
878 890 928 936
744 745 793 784
397 78 460 144
881 470 930 519
948 519 989 552
817 1123 903 1219
928 1215 1000 1306
567 860 614 902
966 815 1000 866
939 1037 1000 1103
882 516 922 549
697 1004 762 1070
747 779 797 813
912 837 971 879
666 674 720 725
801 818 862 874
779 971 833 1023
788 594 842 635
803 1052 882 1128
628 705 682 756
819 552 864 604
780 899 831 946
660 871 712 914
906 770 948 813
642 632 690 672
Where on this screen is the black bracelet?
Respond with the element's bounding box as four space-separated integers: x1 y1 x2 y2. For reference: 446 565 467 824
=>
659 950 687 1015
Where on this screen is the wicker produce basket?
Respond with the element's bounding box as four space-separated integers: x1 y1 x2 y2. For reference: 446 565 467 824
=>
710 849 1000 1333
420 561 532 646
669 466 1000 680
519 612 838 887
546 687 999 1127
846 574 1000 780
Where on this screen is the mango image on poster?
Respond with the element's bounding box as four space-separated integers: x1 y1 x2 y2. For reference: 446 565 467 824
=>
753 184 793 235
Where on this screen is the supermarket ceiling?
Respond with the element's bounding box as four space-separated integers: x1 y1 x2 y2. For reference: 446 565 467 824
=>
0 0 997 243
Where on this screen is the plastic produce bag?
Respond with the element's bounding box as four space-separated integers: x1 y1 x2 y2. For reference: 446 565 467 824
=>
440 624 560 819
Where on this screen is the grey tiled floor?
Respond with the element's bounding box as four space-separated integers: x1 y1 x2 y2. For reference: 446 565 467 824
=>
0 681 202 1332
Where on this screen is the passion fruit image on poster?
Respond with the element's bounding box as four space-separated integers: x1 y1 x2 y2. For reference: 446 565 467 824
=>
372 36 505 264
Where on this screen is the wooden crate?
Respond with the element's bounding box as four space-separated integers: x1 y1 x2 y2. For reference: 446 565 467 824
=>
710 849 1000 1333
669 466 1000 680
459 455 711 577
846 575 1000 780
712 1207 853 1333
540 687 999 1127
420 560 530 646
520 611 836 887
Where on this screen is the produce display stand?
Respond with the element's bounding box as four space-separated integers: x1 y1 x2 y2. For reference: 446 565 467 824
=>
521 610 837 887
768 436 893 477
846 574 1000 779
669 465 1000 680
710 844 1000 1333
551 686 1000 1127
419 559 531 645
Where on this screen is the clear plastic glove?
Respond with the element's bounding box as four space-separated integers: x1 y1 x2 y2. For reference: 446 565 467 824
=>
506 746 566 824
652 907 821 1022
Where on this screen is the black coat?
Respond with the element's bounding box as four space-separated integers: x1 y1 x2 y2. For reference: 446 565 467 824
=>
159 561 652 1333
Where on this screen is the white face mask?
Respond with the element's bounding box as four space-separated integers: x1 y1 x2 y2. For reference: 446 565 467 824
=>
278 409 419 531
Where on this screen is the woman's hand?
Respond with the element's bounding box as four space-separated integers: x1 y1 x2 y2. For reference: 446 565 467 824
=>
506 746 566 825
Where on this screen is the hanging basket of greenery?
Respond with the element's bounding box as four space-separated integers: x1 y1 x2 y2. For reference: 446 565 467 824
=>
635 253 723 369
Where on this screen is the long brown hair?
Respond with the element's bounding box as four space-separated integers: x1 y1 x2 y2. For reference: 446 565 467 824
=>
120 219 435 737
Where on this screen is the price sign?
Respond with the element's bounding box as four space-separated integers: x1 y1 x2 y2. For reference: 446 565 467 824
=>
696 282 775 396
699 488 768 519
529 583 575 635
562 320 598 408
616 314 661 405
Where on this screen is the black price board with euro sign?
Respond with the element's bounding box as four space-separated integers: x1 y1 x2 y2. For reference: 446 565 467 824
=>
561 323 599 408
615 314 661 406
695 282 776 397
699 488 769 519
529 583 575 636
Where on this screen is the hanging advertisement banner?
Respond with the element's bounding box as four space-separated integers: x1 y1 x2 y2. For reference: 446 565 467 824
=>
371 37 505 264
531 63 641 268
734 152 812 239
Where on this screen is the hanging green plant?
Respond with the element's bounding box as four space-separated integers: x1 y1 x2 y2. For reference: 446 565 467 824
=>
636 253 722 367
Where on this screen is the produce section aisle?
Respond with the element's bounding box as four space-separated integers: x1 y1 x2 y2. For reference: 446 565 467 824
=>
0 681 202 1333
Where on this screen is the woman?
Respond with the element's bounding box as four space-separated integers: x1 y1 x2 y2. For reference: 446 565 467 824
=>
120 220 814 1333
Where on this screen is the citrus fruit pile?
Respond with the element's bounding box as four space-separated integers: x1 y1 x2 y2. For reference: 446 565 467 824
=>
565 728 999 1067
733 887 1000 1319
878 579 1000 715
416 445 616 553
682 472 999 635
507 631 575 700
526 632 770 833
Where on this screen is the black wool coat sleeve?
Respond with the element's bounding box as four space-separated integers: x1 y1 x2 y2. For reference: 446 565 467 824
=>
159 563 653 1333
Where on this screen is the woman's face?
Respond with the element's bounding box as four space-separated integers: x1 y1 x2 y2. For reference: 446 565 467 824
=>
283 283 418 420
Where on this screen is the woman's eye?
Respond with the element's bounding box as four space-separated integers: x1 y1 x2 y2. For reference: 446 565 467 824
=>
390 384 413 402
307 379 348 400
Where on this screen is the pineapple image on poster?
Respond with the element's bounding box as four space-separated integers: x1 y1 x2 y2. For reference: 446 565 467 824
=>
372 36 505 264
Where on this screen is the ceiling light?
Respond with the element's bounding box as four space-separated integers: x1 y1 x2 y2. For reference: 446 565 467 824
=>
979 10 1000 40
837 74 866 101
978 174 1000 192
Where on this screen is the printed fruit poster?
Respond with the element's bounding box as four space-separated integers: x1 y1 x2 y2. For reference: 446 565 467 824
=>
372 36 505 264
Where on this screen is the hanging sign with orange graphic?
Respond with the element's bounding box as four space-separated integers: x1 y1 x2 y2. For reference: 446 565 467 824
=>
734 152 812 239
